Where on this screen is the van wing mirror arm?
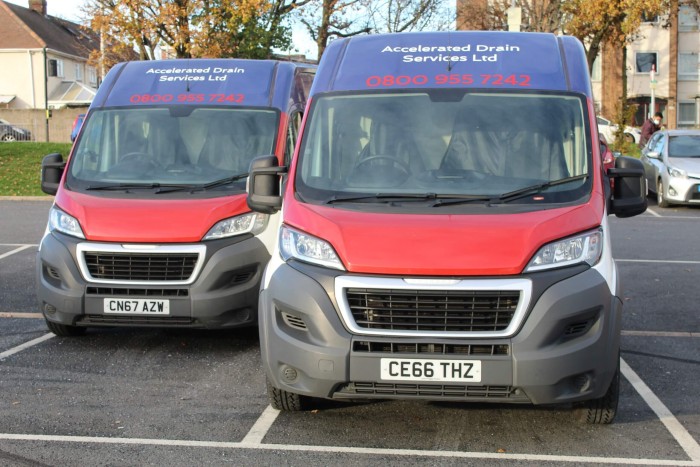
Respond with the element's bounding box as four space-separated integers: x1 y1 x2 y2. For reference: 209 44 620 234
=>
247 155 287 214
607 156 647 218
40 153 65 196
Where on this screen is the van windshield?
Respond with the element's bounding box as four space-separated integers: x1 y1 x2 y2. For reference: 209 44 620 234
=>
68 107 278 192
296 90 591 207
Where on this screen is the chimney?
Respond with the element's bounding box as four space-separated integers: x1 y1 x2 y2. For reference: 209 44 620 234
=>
28 0 47 15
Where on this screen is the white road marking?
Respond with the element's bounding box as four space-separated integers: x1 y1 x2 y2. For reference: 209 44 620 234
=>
0 312 43 319
645 208 663 218
621 358 700 463
0 433 697 465
0 244 34 260
0 333 54 360
622 330 700 338
240 405 280 445
0 317 698 464
617 259 700 265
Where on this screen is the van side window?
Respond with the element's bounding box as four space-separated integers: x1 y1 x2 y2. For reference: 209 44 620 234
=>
285 111 303 166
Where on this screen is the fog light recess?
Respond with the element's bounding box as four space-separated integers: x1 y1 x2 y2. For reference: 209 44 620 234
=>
280 365 299 383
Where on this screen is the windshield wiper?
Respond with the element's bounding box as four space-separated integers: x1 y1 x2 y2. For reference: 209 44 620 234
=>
430 174 589 207
191 173 248 192
326 193 439 204
491 174 589 204
85 182 189 191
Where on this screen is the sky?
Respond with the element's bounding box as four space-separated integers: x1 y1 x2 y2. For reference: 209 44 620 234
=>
5 0 317 59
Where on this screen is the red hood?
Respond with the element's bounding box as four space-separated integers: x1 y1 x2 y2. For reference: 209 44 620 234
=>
283 199 604 276
55 190 249 243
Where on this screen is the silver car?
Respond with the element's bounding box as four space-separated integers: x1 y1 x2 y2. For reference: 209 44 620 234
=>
641 129 700 208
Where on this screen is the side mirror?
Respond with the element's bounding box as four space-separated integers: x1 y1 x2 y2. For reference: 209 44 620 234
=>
41 153 65 195
607 156 647 218
247 155 287 214
645 151 660 160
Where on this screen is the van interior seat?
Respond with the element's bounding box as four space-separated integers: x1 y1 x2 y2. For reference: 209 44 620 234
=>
440 109 569 181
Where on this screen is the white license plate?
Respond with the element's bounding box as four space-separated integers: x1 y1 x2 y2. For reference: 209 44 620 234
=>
380 358 481 383
103 298 170 315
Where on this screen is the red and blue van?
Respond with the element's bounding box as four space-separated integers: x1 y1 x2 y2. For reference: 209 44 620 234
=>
37 59 315 336
247 32 647 422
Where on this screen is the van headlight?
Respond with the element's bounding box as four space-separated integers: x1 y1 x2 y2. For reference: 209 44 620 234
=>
279 225 345 270
48 206 85 239
203 212 268 240
525 228 602 272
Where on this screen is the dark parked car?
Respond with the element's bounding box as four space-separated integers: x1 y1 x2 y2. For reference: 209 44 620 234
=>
70 113 86 142
0 118 32 142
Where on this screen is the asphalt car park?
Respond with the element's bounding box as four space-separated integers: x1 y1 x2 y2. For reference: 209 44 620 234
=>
0 198 699 466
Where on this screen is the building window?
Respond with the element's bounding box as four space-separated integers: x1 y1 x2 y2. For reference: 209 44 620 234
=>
75 63 83 81
679 53 698 79
88 67 97 86
678 102 697 127
591 55 601 81
679 5 699 32
635 52 657 73
48 58 64 77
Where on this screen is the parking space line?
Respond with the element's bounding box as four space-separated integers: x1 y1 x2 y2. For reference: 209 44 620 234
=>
0 312 43 319
0 433 696 465
621 358 700 463
623 330 700 338
617 259 700 265
0 245 34 260
645 208 662 218
240 406 280 444
0 333 54 360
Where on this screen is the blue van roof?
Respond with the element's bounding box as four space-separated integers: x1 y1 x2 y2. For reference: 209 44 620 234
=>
311 32 592 97
93 59 310 110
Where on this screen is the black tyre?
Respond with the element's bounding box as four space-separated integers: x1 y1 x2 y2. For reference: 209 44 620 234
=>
574 359 620 424
657 180 670 208
1 133 16 142
267 378 309 411
45 318 87 337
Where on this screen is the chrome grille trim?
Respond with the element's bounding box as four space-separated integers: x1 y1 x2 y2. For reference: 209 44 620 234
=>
77 243 206 286
335 276 532 338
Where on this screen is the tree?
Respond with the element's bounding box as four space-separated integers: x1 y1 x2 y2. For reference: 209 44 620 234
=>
563 0 671 71
85 0 294 63
364 0 452 33
457 0 565 33
298 0 372 59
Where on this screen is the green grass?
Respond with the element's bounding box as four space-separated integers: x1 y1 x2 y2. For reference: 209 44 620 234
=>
0 142 71 196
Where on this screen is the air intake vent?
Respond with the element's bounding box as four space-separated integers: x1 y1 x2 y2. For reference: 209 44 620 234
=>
83 252 198 281
346 288 519 332
564 320 592 336
282 312 308 331
46 266 61 280
353 341 509 356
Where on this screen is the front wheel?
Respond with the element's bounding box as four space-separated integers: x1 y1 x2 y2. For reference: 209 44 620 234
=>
574 359 620 424
45 318 87 337
657 180 670 208
267 378 310 411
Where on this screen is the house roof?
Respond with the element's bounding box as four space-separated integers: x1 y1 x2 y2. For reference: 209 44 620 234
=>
0 0 99 59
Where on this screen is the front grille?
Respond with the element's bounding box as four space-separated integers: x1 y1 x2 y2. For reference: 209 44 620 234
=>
336 382 523 400
78 315 194 326
83 252 198 281
691 186 700 200
346 289 519 332
353 341 509 356
86 287 188 297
